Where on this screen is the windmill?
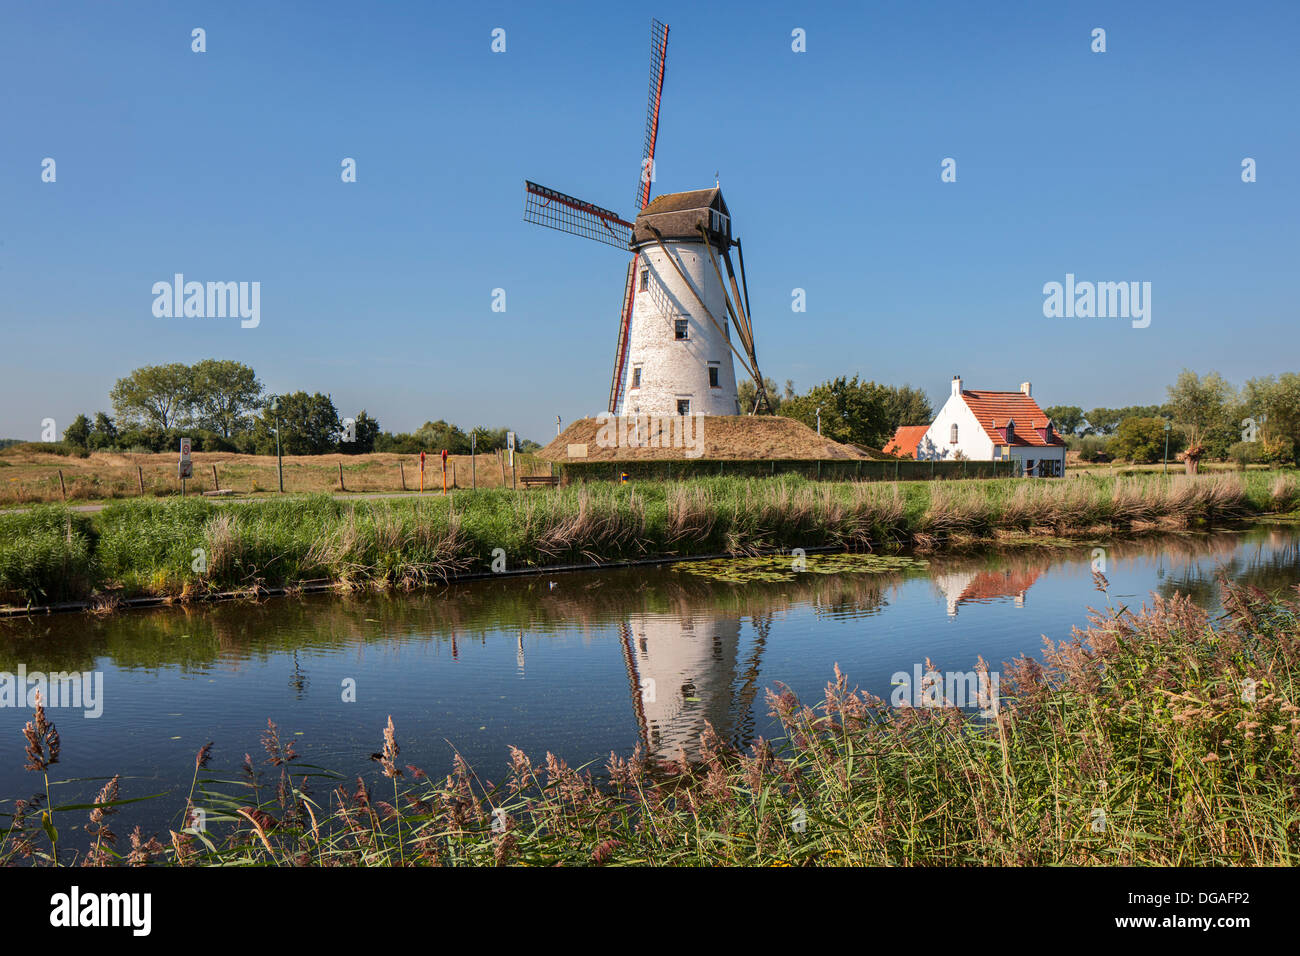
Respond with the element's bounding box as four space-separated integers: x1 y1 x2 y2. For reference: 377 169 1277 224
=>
523 18 772 418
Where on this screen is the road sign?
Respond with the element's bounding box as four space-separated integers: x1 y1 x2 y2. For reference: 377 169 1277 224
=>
178 437 192 479
507 431 516 467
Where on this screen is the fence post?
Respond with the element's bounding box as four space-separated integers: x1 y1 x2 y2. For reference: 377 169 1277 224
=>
138 465 145 495
58 469 66 500
338 462 346 492
211 464 220 491
399 461 406 491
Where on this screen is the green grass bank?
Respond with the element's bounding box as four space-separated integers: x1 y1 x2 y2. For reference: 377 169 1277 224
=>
1 471 1297 610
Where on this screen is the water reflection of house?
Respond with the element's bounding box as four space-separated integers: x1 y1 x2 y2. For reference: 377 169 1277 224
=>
619 612 764 764
931 568 1042 617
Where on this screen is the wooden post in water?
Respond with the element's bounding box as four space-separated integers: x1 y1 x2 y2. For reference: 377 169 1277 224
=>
58 470 66 500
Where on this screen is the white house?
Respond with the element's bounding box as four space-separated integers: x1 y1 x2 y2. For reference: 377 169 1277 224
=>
917 377 1067 477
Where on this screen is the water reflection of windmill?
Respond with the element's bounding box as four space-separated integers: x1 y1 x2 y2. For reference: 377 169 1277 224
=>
617 610 771 764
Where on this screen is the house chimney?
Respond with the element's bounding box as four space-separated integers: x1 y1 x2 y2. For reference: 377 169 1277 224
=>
952 375 962 397
1020 381 1031 397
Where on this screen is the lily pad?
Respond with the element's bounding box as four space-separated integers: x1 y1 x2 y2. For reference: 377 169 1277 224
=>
673 552 928 584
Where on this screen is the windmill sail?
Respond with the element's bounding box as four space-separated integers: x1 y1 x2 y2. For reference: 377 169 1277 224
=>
635 19 670 213
609 19 671 415
607 258 639 413
523 181 632 249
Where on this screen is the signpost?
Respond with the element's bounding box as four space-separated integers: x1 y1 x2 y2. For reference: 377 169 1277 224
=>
178 437 192 496
269 396 283 493
507 432 516 489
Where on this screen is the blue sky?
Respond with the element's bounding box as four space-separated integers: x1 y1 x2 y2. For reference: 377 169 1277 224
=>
1 0 1296 442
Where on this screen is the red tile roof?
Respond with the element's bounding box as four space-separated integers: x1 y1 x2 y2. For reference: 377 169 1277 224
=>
960 391 1064 447
884 425 929 457
958 569 1043 604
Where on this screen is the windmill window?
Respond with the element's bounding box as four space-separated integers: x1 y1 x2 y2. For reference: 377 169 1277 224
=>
632 366 642 388
677 399 691 416
708 366 719 388
674 319 689 340
711 209 729 234
639 269 649 292
950 424 959 444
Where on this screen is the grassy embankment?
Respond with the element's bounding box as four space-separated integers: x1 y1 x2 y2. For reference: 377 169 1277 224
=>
1 471 1296 609
7 578 1299 865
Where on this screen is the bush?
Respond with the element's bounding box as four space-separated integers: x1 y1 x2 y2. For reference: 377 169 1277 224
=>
1227 441 1261 470
1112 417 1182 463
0 506 96 604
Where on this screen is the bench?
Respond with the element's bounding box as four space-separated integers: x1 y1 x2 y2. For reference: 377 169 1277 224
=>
519 474 559 488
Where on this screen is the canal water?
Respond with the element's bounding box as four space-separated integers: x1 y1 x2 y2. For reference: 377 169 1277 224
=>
1 523 1297 849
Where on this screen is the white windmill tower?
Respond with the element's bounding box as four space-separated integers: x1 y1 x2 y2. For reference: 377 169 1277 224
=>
522 18 772 417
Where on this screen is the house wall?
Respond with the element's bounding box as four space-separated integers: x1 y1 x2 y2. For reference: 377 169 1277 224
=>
618 240 741 417
920 390 995 461
1002 444 1067 476
919 382 1068 475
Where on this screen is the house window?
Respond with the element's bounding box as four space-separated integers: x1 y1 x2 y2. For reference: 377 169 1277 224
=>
639 269 649 292
950 424 958 444
708 366 719 388
677 399 690 416
674 319 689 340
631 366 642 388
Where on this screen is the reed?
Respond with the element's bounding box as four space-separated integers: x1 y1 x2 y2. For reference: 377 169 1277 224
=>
0 471 1294 609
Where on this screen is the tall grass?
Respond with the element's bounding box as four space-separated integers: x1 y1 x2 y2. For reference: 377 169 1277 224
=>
0 471 1295 608
5 578 1297 866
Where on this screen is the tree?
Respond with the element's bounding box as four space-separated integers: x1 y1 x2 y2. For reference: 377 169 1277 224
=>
341 410 380 454
90 412 118 449
1111 417 1180 463
254 392 341 455
1166 370 1232 472
414 420 472 454
63 414 92 450
882 384 934 431
191 359 263 437
1244 373 1300 465
1044 405 1085 437
779 376 893 448
110 363 194 430
1083 405 1161 435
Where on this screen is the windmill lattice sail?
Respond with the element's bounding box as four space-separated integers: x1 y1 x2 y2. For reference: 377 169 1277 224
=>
635 18 670 213
523 181 632 249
